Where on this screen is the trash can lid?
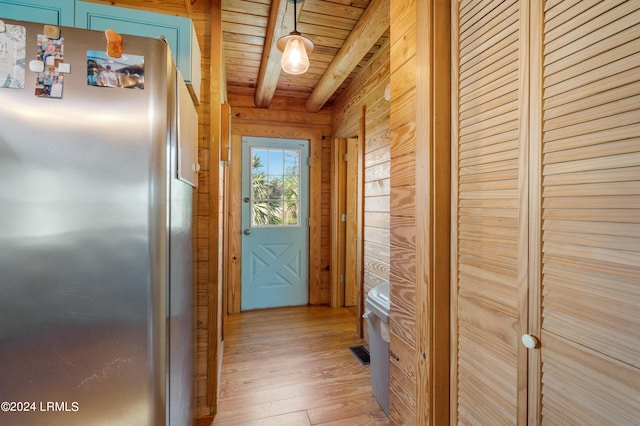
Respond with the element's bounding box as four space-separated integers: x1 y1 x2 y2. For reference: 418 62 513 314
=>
369 281 390 306
365 281 390 319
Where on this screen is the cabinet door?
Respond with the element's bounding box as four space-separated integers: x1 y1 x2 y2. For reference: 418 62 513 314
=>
451 0 530 423
74 1 198 90
0 0 75 26
538 0 640 423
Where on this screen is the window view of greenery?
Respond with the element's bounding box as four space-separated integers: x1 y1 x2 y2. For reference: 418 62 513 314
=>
251 148 300 226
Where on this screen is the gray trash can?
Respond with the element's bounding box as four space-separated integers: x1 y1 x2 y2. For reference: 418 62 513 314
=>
364 281 390 415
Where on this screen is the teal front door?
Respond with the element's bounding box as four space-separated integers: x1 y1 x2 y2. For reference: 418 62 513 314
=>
241 137 310 310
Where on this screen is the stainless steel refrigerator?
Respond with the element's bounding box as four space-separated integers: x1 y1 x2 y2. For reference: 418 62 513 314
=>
0 18 196 425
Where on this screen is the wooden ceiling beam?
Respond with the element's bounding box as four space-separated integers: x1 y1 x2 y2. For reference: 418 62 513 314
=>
305 0 389 112
254 0 301 108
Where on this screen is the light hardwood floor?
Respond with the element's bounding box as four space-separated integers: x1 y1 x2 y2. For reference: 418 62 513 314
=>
205 305 389 425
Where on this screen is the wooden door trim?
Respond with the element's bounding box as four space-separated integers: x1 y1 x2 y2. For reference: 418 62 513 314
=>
516 1 532 422
330 138 346 308
228 124 323 313
356 114 366 337
528 0 543 423
345 137 361 309
449 1 460 423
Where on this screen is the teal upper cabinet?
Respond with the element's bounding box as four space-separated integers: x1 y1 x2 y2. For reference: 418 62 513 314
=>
0 0 75 26
75 1 201 104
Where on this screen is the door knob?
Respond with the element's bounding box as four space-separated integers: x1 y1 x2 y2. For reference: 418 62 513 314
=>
243 197 250 203
521 334 539 349
243 229 251 235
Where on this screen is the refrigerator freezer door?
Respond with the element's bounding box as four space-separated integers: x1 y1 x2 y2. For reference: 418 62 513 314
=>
0 19 191 425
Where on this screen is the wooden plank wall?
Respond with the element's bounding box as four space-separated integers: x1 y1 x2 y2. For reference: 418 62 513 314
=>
388 0 450 424
332 41 391 319
227 95 333 309
82 0 217 419
388 1 420 421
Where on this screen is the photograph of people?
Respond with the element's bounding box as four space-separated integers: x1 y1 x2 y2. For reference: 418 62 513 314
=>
41 38 57 65
97 65 118 87
87 67 99 86
86 50 145 90
40 70 54 97
37 35 63 66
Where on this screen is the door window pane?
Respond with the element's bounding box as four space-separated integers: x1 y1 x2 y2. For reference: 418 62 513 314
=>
251 147 301 227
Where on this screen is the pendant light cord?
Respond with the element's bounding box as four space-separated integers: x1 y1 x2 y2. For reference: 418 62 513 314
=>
293 0 298 34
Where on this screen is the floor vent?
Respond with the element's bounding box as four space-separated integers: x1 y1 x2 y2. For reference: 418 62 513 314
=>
349 345 370 365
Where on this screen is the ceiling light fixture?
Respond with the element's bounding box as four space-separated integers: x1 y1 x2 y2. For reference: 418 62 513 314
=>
277 0 313 75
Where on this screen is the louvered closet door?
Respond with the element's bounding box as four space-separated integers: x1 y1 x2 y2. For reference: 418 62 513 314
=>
539 1 640 423
452 0 529 423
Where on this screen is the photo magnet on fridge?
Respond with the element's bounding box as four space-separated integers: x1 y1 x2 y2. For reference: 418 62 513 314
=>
87 50 144 90
35 34 64 98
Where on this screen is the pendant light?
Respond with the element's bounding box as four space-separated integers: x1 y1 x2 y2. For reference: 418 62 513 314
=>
277 0 313 75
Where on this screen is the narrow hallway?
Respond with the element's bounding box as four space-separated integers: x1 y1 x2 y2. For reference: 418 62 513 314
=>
210 306 389 425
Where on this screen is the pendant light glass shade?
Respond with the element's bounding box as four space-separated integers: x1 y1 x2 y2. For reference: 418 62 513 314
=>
277 0 313 75
278 33 313 75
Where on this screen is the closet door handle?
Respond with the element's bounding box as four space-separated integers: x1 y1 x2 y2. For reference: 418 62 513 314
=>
521 334 539 349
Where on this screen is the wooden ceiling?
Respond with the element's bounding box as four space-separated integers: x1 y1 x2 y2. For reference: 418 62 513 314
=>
87 0 390 111
222 0 390 110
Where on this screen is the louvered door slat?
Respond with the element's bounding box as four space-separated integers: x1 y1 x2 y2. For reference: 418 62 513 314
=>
544 95 640 132
460 19 519 67
544 125 640 153
461 0 511 35
544 151 640 176
544 207 640 222
460 0 518 50
545 139 640 164
544 51 640 97
460 67 519 105
543 194 640 209
545 21 640 75
544 69 639 109
459 130 520 154
543 110 640 144
544 0 581 18
545 84 640 122
541 332 640 425
460 85 518 121
545 0 630 42
544 164 640 186
546 3 638 55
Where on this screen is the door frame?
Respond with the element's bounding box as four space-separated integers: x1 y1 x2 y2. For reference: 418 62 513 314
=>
330 138 347 309
330 133 365 335
227 124 323 314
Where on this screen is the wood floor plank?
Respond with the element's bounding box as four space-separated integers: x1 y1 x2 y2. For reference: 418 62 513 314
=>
212 306 389 425
218 410 312 426
306 396 387 424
